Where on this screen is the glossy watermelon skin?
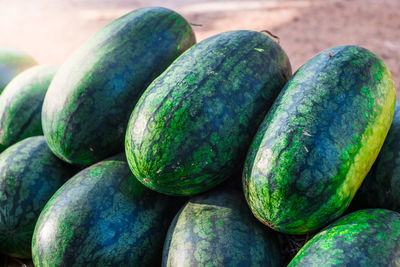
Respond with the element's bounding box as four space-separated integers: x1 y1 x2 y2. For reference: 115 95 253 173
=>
0 47 37 93
289 209 400 266
0 136 73 258
243 45 396 234
42 7 196 165
32 154 185 266
353 101 400 211
125 30 292 196
0 65 57 151
162 187 282 266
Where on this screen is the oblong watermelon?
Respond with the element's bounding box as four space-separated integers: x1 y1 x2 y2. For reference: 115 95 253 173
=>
32 154 185 266
0 47 37 93
125 30 292 196
42 7 196 165
243 45 396 234
353 101 400 211
0 136 73 258
288 209 400 266
162 187 283 266
0 65 57 151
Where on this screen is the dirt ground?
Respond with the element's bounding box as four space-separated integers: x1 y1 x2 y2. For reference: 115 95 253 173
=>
0 0 399 95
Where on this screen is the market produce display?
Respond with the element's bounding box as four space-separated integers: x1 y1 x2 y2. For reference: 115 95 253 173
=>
41 7 196 166
0 65 57 152
289 209 400 266
243 45 396 234
32 154 184 266
125 30 291 196
0 5 398 266
0 47 37 93
0 136 73 258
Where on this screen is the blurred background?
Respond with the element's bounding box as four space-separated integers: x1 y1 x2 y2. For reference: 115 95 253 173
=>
0 0 398 94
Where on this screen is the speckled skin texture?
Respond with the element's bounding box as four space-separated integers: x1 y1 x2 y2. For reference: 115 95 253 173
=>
32 154 185 266
125 30 292 196
354 101 400 211
243 45 396 234
289 209 400 266
0 47 37 93
0 136 73 258
42 7 196 165
162 187 282 266
0 65 57 151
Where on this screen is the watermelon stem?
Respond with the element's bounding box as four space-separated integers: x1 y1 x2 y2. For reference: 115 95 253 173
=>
190 22 203 27
260 30 280 43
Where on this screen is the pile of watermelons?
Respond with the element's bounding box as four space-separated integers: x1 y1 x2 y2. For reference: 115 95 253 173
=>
1 6 399 266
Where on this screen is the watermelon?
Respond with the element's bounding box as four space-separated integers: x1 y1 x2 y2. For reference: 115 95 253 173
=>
41 7 196 165
32 154 185 266
125 30 291 196
288 209 400 266
0 47 37 93
353 101 400 211
162 187 282 266
0 65 57 151
0 136 73 258
243 45 396 234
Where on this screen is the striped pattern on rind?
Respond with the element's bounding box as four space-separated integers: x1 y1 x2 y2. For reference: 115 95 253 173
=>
288 209 400 266
0 136 73 258
162 187 282 266
125 30 292 196
0 65 57 150
42 7 196 165
0 47 37 93
32 154 185 266
353 101 400 211
243 45 396 234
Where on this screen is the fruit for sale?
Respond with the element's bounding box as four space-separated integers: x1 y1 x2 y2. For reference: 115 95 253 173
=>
243 45 396 234
126 30 291 196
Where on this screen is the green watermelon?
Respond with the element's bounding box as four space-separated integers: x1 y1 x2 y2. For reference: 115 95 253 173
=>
353 101 400 211
125 30 291 196
32 154 185 266
289 209 400 266
42 7 196 165
0 47 37 93
162 187 283 266
0 65 57 151
0 136 73 258
243 45 396 234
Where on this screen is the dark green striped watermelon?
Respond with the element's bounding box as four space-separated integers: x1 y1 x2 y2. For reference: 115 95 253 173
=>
162 187 282 266
353 101 400 211
125 30 292 196
32 154 185 266
0 47 37 93
0 65 57 151
243 45 396 234
288 209 400 266
0 136 73 258
42 7 196 165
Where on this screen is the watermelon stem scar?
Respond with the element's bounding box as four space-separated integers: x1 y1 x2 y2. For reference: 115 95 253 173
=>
260 30 280 43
